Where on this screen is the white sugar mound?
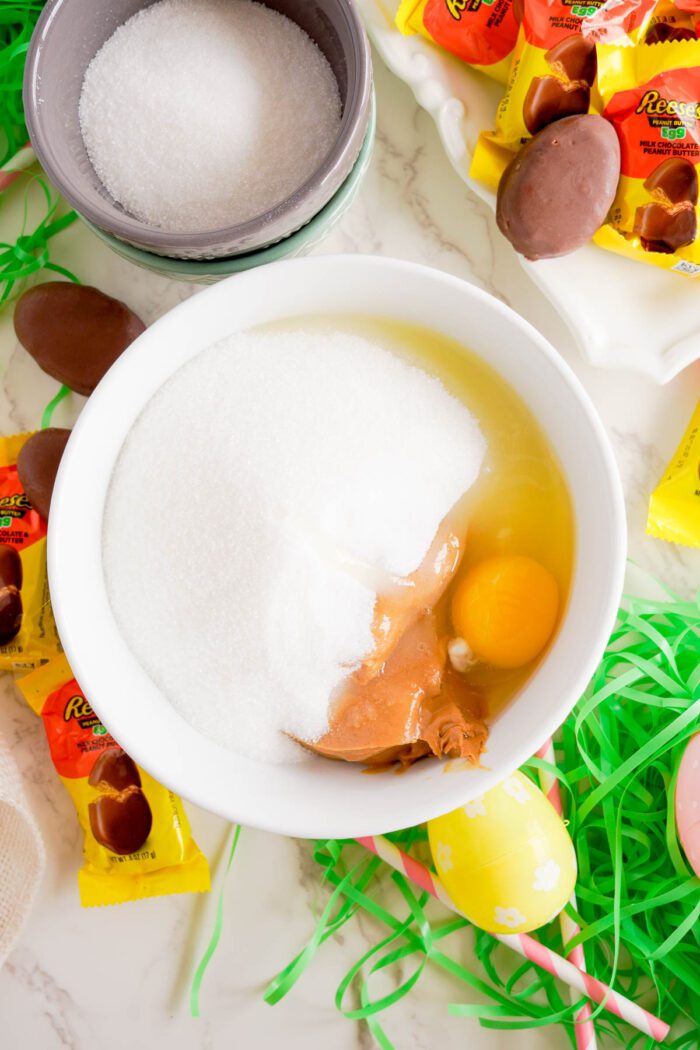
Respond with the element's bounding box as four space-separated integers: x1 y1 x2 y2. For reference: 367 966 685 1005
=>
103 329 486 762
79 0 341 232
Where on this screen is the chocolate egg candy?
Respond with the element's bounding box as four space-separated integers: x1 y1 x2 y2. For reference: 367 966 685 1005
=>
523 76 590 136
14 283 145 396
17 428 71 521
645 22 696 43
0 543 22 645
545 36 597 85
0 544 22 590
88 747 142 791
644 157 698 207
634 202 697 253
89 788 153 856
0 587 22 645
669 25 695 41
497 114 621 260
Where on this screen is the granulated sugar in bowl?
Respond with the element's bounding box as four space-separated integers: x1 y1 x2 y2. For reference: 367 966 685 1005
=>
24 0 372 258
79 0 342 233
48 257 626 838
102 328 486 763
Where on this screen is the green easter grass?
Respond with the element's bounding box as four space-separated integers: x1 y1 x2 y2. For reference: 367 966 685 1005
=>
193 588 700 1050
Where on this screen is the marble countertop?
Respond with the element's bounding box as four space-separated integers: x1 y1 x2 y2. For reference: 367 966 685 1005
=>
0 50 699 1050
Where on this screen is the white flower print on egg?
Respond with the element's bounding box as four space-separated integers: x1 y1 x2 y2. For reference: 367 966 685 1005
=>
502 776 530 805
464 798 486 819
436 842 453 872
494 906 528 929
533 859 561 892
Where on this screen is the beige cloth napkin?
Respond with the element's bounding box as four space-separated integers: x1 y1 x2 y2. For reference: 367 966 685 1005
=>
0 736 44 965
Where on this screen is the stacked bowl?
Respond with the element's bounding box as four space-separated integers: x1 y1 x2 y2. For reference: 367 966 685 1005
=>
24 0 374 281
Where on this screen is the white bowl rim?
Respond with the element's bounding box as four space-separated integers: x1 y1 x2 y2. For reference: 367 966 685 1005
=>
48 255 627 839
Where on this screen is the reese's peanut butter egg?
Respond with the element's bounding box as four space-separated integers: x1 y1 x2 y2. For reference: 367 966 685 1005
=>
14 283 145 396
17 428 71 521
428 771 576 934
496 114 620 260
88 789 153 856
88 747 141 792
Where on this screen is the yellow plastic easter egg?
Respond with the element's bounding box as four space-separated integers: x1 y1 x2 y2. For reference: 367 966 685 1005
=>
428 771 576 934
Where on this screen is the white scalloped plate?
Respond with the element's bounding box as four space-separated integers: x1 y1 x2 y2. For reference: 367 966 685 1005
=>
359 0 700 383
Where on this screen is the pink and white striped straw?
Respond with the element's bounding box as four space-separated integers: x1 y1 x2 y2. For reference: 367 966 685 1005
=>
0 144 36 193
535 737 598 1050
356 833 669 1043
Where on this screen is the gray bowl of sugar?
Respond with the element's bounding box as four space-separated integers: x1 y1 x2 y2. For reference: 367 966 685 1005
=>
24 0 372 260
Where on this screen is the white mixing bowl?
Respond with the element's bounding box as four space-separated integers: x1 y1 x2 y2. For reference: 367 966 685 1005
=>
48 256 626 839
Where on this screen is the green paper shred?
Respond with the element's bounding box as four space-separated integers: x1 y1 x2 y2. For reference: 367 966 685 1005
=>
0 1 80 313
0 174 78 307
41 383 71 428
190 824 242 1018
258 590 700 1048
3 172 80 423
0 1 46 165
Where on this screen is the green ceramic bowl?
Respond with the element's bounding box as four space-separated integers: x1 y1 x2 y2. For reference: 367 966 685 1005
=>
81 93 376 283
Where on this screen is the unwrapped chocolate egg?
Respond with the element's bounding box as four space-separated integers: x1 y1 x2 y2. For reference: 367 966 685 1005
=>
497 115 621 259
14 282 145 396
17 428 71 521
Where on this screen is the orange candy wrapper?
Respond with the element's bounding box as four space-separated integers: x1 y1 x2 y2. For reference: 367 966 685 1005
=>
647 399 700 548
396 0 520 83
18 656 210 906
470 0 604 188
595 38 700 273
0 434 62 672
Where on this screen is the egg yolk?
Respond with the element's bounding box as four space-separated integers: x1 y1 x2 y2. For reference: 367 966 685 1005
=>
450 555 559 669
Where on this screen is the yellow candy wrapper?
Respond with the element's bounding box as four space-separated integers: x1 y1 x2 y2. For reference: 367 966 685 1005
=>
470 0 603 190
18 656 211 906
647 399 700 548
595 39 700 274
396 0 520 83
0 433 62 672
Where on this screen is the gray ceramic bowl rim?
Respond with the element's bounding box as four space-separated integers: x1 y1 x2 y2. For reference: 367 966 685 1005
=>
24 0 372 254
81 90 376 276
